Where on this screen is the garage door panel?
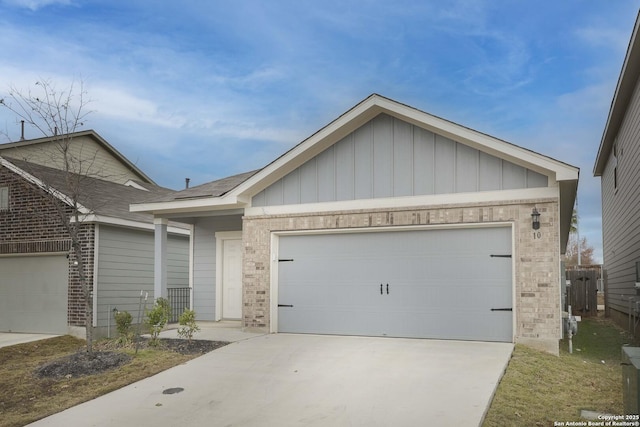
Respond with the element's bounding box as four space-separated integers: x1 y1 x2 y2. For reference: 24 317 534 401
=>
280 282 382 309
279 307 388 336
278 227 512 342
0 256 68 334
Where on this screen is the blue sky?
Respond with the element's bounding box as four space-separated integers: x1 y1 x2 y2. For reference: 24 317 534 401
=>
1 0 639 262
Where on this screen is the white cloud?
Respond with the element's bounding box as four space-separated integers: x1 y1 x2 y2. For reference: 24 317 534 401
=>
575 25 632 51
1 0 71 11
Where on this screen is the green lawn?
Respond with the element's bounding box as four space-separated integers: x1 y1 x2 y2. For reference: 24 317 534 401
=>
483 316 637 426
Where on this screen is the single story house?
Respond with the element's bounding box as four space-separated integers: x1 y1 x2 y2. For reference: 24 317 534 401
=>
594 11 640 336
132 94 579 354
0 130 189 337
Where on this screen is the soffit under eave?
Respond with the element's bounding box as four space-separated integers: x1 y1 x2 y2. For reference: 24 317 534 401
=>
559 179 578 254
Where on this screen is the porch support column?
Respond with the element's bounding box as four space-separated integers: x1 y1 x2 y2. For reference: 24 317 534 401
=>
154 217 168 300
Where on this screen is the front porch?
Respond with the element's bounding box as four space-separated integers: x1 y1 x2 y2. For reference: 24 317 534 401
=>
153 213 246 325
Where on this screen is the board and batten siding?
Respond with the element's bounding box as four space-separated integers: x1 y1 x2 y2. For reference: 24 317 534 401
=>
192 215 242 321
601 74 640 317
252 114 548 207
95 225 189 329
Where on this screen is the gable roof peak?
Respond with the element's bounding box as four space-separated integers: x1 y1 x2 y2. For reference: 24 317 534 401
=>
0 129 156 185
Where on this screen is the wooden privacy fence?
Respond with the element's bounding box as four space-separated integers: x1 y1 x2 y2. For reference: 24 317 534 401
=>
566 269 599 317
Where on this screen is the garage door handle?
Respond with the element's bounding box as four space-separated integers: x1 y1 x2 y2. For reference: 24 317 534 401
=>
386 283 389 294
490 308 512 311
278 304 294 308
380 284 383 295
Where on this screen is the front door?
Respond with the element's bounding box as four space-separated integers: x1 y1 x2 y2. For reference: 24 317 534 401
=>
221 238 243 319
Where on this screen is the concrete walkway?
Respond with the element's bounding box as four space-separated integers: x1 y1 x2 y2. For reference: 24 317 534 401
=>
0 333 59 349
29 334 513 427
159 320 267 342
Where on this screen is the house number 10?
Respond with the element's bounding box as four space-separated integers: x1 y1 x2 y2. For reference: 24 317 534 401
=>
533 231 542 239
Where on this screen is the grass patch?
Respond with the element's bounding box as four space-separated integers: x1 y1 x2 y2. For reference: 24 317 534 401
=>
483 316 637 426
0 336 204 427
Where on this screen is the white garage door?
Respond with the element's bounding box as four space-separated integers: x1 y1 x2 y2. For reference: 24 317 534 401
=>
277 227 513 342
0 255 68 334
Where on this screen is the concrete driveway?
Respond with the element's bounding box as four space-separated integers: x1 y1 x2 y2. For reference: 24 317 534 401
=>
29 334 513 427
0 332 59 349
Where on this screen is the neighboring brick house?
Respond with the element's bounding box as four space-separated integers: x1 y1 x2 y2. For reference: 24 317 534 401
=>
0 130 189 337
132 94 579 355
594 12 640 337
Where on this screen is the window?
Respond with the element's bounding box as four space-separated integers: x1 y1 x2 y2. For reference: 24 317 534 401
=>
0 186 8 211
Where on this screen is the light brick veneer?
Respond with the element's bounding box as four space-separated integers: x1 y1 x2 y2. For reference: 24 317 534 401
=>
243 197 562 354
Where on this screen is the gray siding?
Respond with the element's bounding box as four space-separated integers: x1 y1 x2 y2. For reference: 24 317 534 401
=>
192 215 242 321
252 114 548 207
96 225 189 329
601 74 640 316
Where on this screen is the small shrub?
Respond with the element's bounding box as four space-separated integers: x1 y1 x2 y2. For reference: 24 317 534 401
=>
177 308 200 342
145 297 171 345
114 311 133 344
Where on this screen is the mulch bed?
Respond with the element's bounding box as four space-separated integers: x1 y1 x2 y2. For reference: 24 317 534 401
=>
34 338 229 379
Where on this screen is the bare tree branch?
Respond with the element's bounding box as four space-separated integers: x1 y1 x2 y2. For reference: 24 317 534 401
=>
1 79 98 354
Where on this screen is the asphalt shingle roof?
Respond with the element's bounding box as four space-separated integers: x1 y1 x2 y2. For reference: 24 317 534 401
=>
3 157 178 224
141 169 260 203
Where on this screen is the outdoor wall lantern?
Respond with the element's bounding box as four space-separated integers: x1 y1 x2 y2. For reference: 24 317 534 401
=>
531 208 541 230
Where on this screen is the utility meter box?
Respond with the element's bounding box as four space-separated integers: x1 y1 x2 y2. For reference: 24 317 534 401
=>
622 347 640 415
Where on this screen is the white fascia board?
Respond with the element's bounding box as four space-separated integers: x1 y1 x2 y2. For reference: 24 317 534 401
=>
373 98 580 181
129 194 247 215
0 156 91 214
228 95 577 202
244 187 559 217
77 214 190 235
230 97 383 198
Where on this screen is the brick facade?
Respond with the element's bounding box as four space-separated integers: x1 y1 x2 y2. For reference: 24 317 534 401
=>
242 197 562 354
0 165 95 328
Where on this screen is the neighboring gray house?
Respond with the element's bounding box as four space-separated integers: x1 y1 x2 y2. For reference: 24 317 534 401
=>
0 131 189 337
133 94 579 354
594 12 640 336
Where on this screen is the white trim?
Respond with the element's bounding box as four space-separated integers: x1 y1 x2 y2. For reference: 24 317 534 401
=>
0 130 155 185
93 224 100 328
189 224 195 310
129 95 577 216
214 231 243 321
270 231 279 333
247 187 559 217
124 180 149 191
0 156 90 214
129 195 248 215
269 222 515 339
0 251 67 258
232 95 578 200
511 223 517 342
78 214 190 235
